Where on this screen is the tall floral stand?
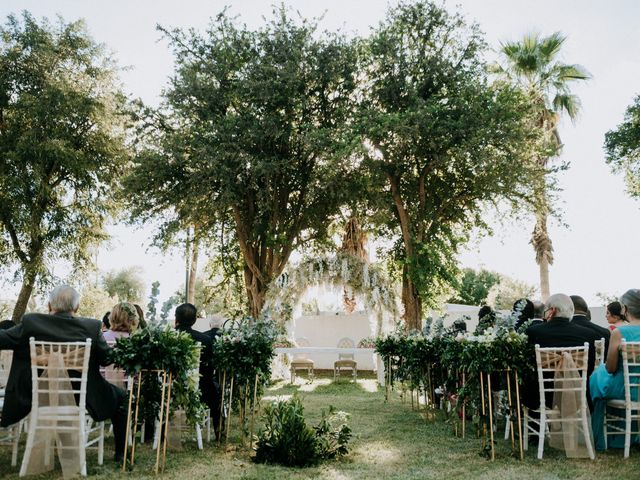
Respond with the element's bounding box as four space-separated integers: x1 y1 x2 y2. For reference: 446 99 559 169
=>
122 369 173 474
478 369 524 461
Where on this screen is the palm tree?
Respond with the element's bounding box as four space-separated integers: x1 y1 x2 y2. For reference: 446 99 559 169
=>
492 32 590 301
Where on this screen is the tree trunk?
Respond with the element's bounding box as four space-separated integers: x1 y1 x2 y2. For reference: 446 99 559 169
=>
401 264 422 331
187 235 199 304
531 212 553 302
243 265 266 320
12 265 38 323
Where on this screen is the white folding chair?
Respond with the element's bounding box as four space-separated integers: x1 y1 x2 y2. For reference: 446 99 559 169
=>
334 337 357 381
523 343 595 460
290 338 314 383
594 338 605 366
604 340 640 458
20 338 105 477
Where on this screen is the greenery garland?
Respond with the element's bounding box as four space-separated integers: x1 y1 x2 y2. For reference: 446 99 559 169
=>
111 325 205 426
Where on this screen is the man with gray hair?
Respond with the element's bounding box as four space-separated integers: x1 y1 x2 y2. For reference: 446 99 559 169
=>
522 293 600 410
0 285 128 463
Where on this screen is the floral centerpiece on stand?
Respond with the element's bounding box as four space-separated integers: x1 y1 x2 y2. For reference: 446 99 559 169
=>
110 325 206 427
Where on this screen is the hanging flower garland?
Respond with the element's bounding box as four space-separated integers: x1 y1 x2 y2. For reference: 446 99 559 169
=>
263 252 398 329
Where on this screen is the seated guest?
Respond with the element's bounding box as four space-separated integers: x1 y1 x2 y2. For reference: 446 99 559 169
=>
101 311 111 332
570 295 610 355
133 304 148 329
531 301 545 324
0 320 15 330
174 303 221 438
0 285 128 462
605 301 627 331
474 305 496 335
523 293 600 410
204 314 224 342
590 289 640 451
103 302 139 343
514 298 535 332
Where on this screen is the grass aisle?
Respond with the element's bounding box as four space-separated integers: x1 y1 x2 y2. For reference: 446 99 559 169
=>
2 374 640 479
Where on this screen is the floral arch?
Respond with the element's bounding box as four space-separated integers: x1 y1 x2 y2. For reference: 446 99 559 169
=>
263 252 398 337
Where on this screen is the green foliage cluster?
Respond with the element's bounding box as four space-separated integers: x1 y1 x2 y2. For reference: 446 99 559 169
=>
0 12 129 322
448 268 501 306
605 95 640 198
254 396 351 467
103 267 146 303
111 325 205 426
374 326 534 391
212 315 278 386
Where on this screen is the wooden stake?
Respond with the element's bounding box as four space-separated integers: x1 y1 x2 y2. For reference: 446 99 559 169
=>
250 374 258 449
487 373 495 461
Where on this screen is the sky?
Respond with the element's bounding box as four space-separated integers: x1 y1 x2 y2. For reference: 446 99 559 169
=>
1 0 639 307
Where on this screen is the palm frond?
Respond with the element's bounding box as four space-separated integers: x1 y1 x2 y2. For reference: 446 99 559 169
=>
538 31 565 63
552 93 582 120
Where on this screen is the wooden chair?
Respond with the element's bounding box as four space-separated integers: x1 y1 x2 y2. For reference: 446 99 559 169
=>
290 338 314 383
20 338 105 477
334 338 357 381
595 338 605 366
523 343 595 459
604 340 640 458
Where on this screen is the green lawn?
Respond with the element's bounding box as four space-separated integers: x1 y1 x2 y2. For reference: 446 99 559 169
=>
2 374 640 479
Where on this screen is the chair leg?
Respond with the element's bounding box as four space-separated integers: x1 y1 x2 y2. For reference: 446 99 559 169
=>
79 416 87 477
581 405 595 460
196 424 203 450
98 421 105 465
625 407 632 459
537 413 546 460
11 421 21 467
523 409 529 451
504 415 511 441
20 413 37 477
206 410 211 443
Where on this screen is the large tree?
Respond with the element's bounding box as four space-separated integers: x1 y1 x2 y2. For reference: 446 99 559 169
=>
492 32 590 300
0 12 128 322
360 1 545 330
605 95 640 196
126 8 359 318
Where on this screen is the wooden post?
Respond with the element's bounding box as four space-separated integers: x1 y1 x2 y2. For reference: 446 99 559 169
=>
515 371 524 460
122 372 137 471
506 370 515 450
161 372 173 472
487 373 495 461
250 374 258 449
225 374 234 443
480 372 486 448
154 371 168 475
218 370 226 445
462 372 466 439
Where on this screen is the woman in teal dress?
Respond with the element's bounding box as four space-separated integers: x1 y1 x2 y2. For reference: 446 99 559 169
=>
590 288 640 450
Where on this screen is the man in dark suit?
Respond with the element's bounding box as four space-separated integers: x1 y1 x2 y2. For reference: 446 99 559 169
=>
0 285 128 462
174 303 221 439
570 295 610 355
524 293 601 410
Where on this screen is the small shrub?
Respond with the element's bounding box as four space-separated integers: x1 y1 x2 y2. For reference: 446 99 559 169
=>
254 396 351 467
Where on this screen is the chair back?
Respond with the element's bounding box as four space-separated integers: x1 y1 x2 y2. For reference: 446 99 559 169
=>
620 340 640 404
337 337 355 361
534 343 589 409
29 338 92 414
103 340 128 389
294 337 311 360
594 338 605 366
0 350 12 388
